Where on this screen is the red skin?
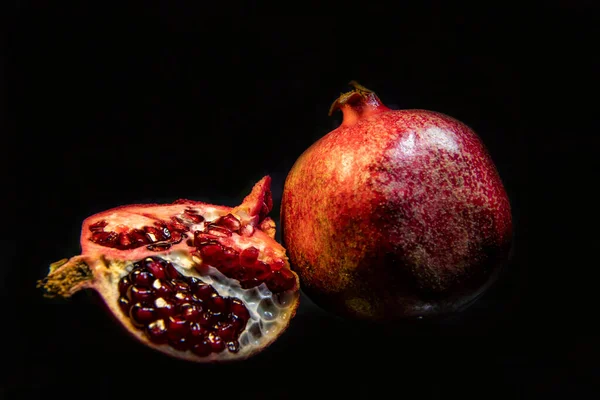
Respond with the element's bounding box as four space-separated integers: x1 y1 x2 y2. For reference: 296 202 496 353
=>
281 84 512 320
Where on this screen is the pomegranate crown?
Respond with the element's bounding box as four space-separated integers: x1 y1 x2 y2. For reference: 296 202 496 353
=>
328 81 389 125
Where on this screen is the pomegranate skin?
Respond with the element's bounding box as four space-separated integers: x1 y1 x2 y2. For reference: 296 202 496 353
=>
281 82 512 320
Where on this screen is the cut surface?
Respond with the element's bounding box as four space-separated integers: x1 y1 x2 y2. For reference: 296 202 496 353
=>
39 176 300 362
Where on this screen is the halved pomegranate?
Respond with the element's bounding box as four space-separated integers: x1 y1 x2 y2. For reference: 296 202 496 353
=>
38 176 300 362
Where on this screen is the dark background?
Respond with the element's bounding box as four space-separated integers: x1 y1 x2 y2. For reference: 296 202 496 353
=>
4 3 599 398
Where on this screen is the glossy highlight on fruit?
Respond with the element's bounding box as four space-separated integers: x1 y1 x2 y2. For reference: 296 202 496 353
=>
38 177 299 362
281 81 512 321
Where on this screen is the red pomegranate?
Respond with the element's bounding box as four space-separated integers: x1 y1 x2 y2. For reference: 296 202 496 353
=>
38 176 300 362
281 81 512 321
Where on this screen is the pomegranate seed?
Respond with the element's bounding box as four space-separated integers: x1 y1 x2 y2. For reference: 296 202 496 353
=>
89 220 108 232
145 260 167 279
165 263 181 279
170 280 190 293
197 312 213 327
191 341 212 357
254 260 271 280
154 223 171 240
187 277 201 288
270 259 285 271
220 247 240 269
210 296 227 316
129 229 150 246
174 292 193 305
194 284 218 301
205 224 232 238
188 322 205 344
184 209 204 223
90 231 118 246
198 243 223 261
118 297 130 314
130 303 156 326
169 216 189 232
169 231 182 243
227 340 240 353
214 214 241 232
130 270 153 287
240 279 261 289
169 337 190 351
146 319 168 344
118 232 132 248
230 298 250 321
218 323 236 341
144 226 165 242
154 297 176 318
152 279 173 298
118 276 131 295
266 269 296 293
167 316 190 339
239 247 259 267
181 303 202 322
206 332 225 352
231 316 248 333
127 286 154 303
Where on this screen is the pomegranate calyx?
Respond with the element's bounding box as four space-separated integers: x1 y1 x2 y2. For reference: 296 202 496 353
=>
37 257 93 298
328 80 390 126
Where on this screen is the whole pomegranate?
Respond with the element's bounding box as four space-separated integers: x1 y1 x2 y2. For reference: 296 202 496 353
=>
281 81 512 321
38 176 299 362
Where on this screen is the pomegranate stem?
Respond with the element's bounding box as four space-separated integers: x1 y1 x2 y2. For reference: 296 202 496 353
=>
37 257 93 298
328 81 390 126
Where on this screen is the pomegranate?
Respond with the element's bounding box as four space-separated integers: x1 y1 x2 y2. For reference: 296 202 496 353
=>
281 81 512 321
38 176 299 362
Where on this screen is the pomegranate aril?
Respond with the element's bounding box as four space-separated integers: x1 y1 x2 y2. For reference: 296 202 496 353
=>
218 323 236 341
127 286 154 303
90 231 118 246
154 297 176 318
197 312 213 327
206 332 225 352
227 340 240 353
118 297 130 314
254 261 271 280
188 322 205 344
171 280 190 293
220 247 240 269
181 303 202 322
239 247 259 267
169 337 190 351
174 292 194 305
89 220 108 232
198 243 224 261
154 223 171 240
152 279 173 297
270 259 285 271
209 296 227 316
118 276 131 295
129 229 150 246
191 341 212 357
184 209 204 223
145 259 167 279
165 263 181 279
130 303 156 326
169 217 189 232
144 226 165 242
230 298 250 321
146 319 168 344
130 269 153 287
194 284 218 300
266 268 296 293
118 232 132 248
214 214 241 232
231 316 248 333
167 316 190 339
205 224 232 238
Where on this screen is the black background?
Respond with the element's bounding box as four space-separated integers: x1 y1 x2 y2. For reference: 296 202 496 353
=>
4 3 599 399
